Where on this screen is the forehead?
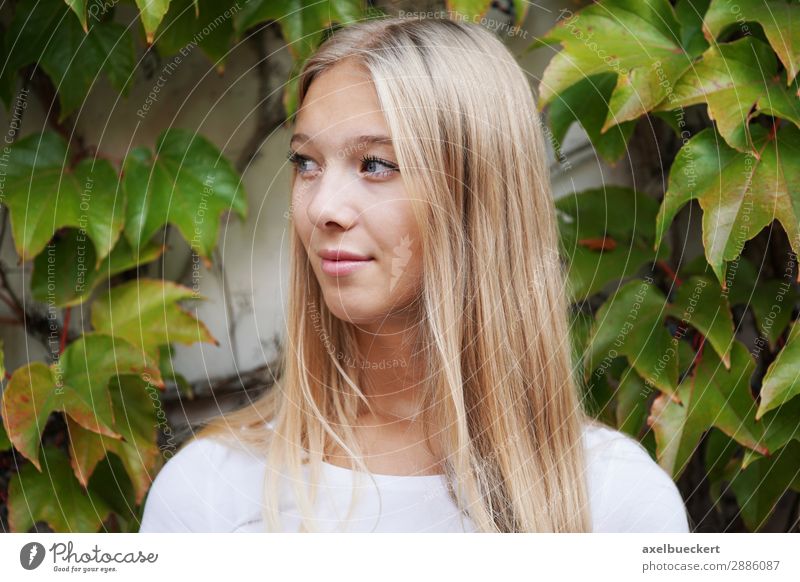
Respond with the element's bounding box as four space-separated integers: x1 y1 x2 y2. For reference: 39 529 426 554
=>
294 59 391 147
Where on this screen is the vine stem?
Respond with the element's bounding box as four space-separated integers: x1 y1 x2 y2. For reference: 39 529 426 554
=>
657 259 683 287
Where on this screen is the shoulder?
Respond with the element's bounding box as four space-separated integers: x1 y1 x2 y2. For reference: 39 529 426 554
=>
581 422 691 533
139 435 266 532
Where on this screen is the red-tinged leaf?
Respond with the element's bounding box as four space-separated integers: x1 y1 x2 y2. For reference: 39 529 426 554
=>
649 341 767 478
1 334 163 470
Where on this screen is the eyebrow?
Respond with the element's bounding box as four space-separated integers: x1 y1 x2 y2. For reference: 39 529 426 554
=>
289 133 393 151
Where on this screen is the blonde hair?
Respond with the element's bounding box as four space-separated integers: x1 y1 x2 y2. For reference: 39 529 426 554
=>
192 15 591 532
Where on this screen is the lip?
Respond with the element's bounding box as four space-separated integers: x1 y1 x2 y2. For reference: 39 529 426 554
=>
317 248 374 277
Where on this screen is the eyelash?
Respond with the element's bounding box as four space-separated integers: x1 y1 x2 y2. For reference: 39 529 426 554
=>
286 150 399 178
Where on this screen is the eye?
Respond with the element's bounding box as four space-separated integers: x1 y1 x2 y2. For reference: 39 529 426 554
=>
360 154 399 178
287 150 320 176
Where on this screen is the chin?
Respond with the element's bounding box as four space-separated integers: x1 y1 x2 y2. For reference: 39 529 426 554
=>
323 292 384 324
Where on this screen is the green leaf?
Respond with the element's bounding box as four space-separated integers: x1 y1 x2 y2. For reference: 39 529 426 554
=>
615 366 651 437
87 453 142 532
729 440 800 531
3 132 125 264
704 0 800 85
159 344 194 399
653 36 800 153
235 0 365 60
446 0 493 20
744 395 800 467
546 73 637 163
585 278 680 396
538 0 703 131
556 186 667 301
0 418 10 451
757 319 800 418
123 128 247 262
654 124 800 286
704 428 741 507
0 334 163 470
666 275 734 368
749 280 798 349
65 0 89 31
7 0 136 121
512 0 529 26
675 0 711 57
68 375 161 505
30 229 165 307
0 25 17 108
135 0 173 43
154 0 236 71
8 445 112 532
91 278 218 362
649 341 767 478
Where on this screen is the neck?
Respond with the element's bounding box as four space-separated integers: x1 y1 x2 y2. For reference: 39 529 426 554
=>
353 314 426 422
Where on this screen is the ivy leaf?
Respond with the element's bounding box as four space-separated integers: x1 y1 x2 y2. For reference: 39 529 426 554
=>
135 0 173 43
446 1 493 20
123 128 247 264
556 186 668 301
729 440 800 531
1 334 163 471
0 418 10 451
653 36 800 153
654 124 800 287
8 445 112 532
546 73 637 163
3 132 125 264
65 0 89 31
91 278 218 363
235 0 365 60
666 275 734 368
30 229 165 307
649 341 766 478
704 0 800 85
7 0 136 121
704 428 741 508
757 319 800 419
615 366 651 437
674 0 712 57
159 344 194 399
749 280 798 349
744 395 800 467
585 278 680 396
68 375 161 505
154 0 236 72
538 0 703 132
87 453 141 532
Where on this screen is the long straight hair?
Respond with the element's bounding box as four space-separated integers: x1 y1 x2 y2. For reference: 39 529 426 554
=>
194 16 591 532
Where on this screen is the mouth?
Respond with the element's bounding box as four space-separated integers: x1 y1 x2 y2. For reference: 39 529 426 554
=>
317 248 374 277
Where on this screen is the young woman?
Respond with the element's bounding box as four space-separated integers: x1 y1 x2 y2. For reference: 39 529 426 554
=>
139 16 690 533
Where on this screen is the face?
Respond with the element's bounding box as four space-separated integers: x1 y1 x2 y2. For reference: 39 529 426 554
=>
290 59 423 328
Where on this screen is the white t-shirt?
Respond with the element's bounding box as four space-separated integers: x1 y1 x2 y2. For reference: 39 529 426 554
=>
138 422 690 533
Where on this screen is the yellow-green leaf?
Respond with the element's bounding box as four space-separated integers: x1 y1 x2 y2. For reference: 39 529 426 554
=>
757 319 800 419
704 0 800 85
91 278 218 362
3 132 125 264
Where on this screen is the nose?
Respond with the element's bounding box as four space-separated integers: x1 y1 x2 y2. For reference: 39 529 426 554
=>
304 164 360 231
